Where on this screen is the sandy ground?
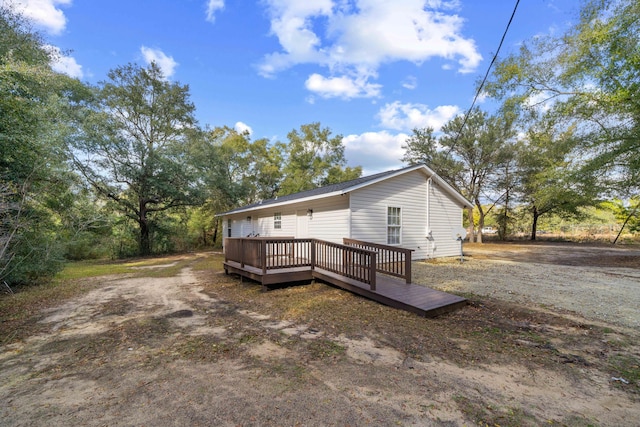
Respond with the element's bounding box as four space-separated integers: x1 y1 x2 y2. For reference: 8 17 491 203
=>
419 242 640 329
1 243 639 426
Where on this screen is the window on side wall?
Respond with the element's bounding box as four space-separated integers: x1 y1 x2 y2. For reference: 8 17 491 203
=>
274 212 282 229
387 206 401 245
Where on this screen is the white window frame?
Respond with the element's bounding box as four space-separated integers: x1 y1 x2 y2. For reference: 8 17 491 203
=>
387 206 402 245
274 212 282 230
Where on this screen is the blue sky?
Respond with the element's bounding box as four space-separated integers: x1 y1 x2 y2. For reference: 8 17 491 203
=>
4 0 579 174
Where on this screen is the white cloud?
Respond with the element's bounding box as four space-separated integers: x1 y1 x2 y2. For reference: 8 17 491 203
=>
2 0 71 34
524 91 554 112
258 0 481 98
402 76 417 90
305 73 381 99
377 101 460 131
205 0 224 23
234 121 253 135
140 46 178 78
476 91 489 104
46 45 83 78
343 131 408 174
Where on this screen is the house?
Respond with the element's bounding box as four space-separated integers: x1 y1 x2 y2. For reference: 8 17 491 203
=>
219 164 472 260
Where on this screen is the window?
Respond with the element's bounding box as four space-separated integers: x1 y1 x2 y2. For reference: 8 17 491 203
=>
274 212 282 229
387 206 401 245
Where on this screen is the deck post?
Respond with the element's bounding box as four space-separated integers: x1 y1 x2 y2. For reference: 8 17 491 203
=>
370 253 377 291
240 239 245 268
310 239 316 270
405 250 412 283
261 239 267 275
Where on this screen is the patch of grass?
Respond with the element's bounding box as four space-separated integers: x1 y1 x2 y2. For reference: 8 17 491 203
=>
453 395 538 426
55 260 137 281
238 333 259 345
191 254 224 271
98 296 136 316
57 254 201 281
136 258 194 278
609 354 640 394
263 359 311 386
172 335 234 362
306 339 346 360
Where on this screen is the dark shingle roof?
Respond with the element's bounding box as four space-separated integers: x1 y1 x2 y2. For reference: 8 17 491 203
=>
220 165 421 215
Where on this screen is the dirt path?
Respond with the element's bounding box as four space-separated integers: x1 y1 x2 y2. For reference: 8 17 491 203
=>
1 245 639 426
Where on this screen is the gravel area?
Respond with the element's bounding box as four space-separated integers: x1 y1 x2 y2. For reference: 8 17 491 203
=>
413 242 640 329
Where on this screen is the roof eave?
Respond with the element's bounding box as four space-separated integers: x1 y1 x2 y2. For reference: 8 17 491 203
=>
216 189 347 216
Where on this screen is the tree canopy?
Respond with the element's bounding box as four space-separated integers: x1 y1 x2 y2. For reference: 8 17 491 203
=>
70 62 202 256
279 122 361 196
486 0 640 198
1 6 88 285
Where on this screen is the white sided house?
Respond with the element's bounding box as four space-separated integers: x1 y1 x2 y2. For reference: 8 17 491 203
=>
220 164 472 260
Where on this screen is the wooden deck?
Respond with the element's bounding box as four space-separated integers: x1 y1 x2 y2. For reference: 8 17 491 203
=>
223 242 467 318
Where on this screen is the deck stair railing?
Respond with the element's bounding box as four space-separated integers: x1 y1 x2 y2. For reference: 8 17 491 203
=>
224 237 378 290
343 238 414 284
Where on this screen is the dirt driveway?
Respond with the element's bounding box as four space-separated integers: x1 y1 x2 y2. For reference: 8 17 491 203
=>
1 243 639 426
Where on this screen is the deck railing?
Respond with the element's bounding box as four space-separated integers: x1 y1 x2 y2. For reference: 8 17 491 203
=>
343 238 413 283
224 237 377 290
314 239 377 290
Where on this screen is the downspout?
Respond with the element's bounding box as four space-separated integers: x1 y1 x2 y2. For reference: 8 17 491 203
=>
426 177 432 258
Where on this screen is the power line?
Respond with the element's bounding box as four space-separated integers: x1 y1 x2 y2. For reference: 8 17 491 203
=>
448 0 521 151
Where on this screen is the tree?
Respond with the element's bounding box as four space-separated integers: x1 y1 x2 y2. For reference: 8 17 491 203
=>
517 122 594 240
190 126 284 244
71 63 202 256
1 6 86 285
402 109 516 242
279 123 361 195
486 0 640 200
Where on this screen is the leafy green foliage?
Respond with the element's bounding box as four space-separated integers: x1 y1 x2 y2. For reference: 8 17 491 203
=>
71 63 202 256
279 122 361 195
486 0 640 199
0 7 91 285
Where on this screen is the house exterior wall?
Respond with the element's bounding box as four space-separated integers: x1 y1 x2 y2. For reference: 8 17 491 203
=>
427 179 465 258
349 169 465 260
350 170 431 260
223 194 349 243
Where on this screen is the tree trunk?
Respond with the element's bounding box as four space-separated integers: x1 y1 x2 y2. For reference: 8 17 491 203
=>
201 227 207 246
139 203 151 256
499 187 510 240
466 207 475 242
212 218 219 247
531 205 539 241
476 201 485 244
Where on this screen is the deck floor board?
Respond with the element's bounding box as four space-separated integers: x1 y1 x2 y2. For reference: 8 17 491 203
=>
224 261 466 317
